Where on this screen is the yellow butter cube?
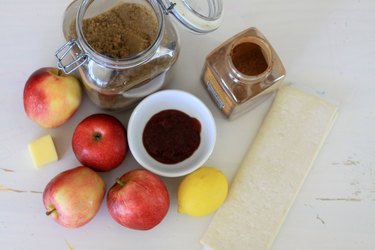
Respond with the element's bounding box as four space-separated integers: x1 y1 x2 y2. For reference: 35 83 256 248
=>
28 135 58 168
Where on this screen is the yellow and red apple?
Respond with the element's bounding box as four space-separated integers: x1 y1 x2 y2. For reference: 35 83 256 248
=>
43 166 106 228
23 67 82 128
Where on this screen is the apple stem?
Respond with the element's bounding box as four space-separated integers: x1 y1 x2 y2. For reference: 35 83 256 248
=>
46 208 56 216
93 132 102 141
57 69 63 76
116 178 125 187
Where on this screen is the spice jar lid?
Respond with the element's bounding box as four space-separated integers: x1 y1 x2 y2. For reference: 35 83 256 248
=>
158 0 223 33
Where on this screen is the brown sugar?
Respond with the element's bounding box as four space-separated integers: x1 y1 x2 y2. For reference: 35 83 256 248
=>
81 3 158 59
230 42 268 76
65 2 178 110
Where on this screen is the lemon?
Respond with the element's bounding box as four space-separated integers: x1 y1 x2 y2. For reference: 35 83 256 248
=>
177 166 228 216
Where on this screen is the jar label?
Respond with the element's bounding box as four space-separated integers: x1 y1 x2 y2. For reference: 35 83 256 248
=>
207 82 225 110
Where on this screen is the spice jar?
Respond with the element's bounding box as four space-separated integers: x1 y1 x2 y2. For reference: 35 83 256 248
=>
202 27 286 119
56 0 223 110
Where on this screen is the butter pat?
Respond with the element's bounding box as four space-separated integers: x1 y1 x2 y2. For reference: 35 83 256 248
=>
201 85 338 250
28 135 58 168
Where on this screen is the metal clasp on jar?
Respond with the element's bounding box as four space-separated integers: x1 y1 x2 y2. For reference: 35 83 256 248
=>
55 39 88 74
156 0 176 15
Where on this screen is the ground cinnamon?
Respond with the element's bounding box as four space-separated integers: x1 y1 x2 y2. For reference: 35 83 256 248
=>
81 3 158 59
202 28 286 119
230 42 268 76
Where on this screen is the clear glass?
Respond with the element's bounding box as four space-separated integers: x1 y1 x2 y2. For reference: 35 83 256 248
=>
202 27 286 119
165 0 223 33
61 0 180 110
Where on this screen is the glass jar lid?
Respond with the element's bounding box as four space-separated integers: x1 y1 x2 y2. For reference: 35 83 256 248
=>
157 0 223 33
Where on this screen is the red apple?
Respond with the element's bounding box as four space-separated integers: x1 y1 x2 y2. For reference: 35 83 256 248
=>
72 113 128 172
43 166 105 228
23 67 82 128
107 169 170 230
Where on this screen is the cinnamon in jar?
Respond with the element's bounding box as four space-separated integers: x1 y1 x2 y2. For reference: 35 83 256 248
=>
202 27 286 119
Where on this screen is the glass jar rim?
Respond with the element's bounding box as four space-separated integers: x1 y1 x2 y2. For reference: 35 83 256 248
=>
76 0 165 69
226 36 273 82
158 0 223 33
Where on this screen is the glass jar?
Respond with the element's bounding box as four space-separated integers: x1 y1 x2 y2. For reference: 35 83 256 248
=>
202 27 286 120
56 0 223 110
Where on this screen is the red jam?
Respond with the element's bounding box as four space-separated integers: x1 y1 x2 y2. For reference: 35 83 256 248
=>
142 109 201 164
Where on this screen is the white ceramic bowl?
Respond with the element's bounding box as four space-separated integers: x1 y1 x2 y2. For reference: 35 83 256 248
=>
127 90 216 177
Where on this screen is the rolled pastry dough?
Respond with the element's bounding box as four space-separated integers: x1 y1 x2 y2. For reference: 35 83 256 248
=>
201 85 338 250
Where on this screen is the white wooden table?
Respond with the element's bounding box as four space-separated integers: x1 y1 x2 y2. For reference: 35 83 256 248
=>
1 0 375 249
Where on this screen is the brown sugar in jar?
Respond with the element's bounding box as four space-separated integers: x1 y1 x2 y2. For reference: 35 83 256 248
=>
81 3 158 59
61 0 178 111
202 27 286 119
